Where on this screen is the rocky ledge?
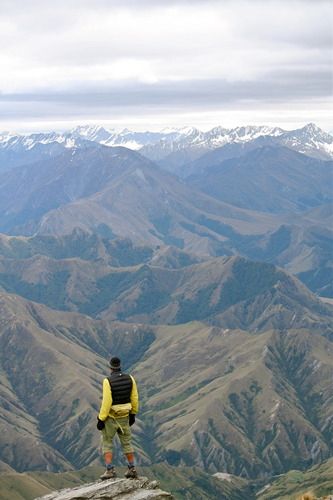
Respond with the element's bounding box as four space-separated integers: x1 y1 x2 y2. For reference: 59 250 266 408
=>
35 476 174 500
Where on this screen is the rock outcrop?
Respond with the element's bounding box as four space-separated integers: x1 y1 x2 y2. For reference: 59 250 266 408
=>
35 476 174 499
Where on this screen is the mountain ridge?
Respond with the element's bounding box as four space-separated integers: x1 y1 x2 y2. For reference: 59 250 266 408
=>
0 123 332 173
0 143 278 248
186 146 333 214
1 253 331 329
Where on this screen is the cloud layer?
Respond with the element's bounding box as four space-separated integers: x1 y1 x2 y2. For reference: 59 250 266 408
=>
0 0 332 130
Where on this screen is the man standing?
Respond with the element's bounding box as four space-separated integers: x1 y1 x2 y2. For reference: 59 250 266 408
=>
97 356 139 480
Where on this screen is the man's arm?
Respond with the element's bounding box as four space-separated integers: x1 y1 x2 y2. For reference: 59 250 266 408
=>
130 376 139 414
98 378 113 421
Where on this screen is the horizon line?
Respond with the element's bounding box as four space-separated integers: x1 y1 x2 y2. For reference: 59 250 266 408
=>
0 121 332 136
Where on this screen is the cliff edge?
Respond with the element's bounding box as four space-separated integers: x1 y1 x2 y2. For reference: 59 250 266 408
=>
35 476 174 499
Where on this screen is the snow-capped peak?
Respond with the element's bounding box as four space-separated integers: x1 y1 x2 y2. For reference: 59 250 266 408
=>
0 123 332 161
302 122 321 134
71 125 112 143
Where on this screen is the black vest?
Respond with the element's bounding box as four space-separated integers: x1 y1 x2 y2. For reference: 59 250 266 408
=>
108 371 133 405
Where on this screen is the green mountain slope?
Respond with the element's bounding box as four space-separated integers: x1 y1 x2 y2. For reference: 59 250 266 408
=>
257 457 333 499
0 231 201 269
0 254 331 333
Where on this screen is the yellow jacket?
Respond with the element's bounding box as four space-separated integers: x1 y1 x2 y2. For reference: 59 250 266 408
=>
98 375 139 421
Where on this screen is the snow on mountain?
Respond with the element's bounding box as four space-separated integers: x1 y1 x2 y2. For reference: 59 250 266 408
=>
279 123 333 159
0 123 332 161
138 125 300 161
70 126 170 150
141 125 287 156
227 125 284 142
70 125 114 144
0 131 80 152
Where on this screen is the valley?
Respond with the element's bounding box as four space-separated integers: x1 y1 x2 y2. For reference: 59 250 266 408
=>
0 122 332 499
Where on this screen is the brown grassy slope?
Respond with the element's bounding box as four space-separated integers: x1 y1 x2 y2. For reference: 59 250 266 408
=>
0 258 332 478
2 252 326 332
0 293 104 471
0 292 154 471
133 322 333 478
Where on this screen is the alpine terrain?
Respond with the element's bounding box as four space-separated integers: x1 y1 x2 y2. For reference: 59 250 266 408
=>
0 122 332 499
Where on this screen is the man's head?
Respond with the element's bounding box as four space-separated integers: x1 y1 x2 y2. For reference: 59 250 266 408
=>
109 356 121 371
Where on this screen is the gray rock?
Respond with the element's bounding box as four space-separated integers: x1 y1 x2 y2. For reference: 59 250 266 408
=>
35 477 174 500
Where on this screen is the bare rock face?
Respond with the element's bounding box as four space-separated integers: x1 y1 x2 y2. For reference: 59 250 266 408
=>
35 477 174 500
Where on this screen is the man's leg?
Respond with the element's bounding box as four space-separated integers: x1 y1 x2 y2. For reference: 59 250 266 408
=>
100 419 117 480
117 417 138 478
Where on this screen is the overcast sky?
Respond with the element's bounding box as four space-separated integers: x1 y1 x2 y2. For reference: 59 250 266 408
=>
0 0 332 132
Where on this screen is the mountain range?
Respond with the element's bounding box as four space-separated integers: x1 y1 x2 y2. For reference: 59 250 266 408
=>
0 137 331 297
0 144 275 242
0 123 332 173
0 121 332 497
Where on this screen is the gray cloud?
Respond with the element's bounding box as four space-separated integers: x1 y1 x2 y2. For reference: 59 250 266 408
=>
0 0 332 129
0 68 331 118
1 0 329 8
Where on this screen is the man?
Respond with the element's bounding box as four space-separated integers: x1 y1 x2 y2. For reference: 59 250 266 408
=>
97 356 139 480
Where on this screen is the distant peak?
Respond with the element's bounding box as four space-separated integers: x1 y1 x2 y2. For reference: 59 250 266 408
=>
179 126 200 135
302 123 322 134
72 124 111 136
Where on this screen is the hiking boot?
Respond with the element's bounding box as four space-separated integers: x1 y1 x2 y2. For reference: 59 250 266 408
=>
100 467 116 480
124 465 138 479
